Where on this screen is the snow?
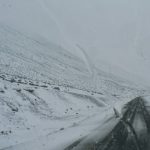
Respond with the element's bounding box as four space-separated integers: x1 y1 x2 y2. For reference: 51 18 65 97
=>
0 0 150 86
0 75 135 150
0 77 119 150
0 27 147 148
0 0 150 149
0 32 148 149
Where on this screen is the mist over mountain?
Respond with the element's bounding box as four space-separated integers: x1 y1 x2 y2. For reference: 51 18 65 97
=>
0 1 150 150
0 0 150 85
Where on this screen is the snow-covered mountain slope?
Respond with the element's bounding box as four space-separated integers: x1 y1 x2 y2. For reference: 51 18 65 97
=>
0 0 150 149
0 24 88 87
0 23 146 95
0 23 149 150
1 0 150 85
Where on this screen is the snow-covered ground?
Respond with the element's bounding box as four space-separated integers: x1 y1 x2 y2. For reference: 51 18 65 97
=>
0 24 149 150
0 73 146 150
0 0 150 149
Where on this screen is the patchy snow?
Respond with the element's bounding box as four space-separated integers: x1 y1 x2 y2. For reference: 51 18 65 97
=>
0 72 145 150
0 0 150 86
0 24 149 149
0 1 150 149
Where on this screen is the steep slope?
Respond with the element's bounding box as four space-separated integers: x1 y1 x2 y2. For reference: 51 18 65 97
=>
0 24 146 95
0 0 150 85
0 24 148 150
0 24 89 89
0 0 150 149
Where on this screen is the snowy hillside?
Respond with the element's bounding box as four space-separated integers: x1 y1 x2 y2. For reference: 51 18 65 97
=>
0 0 150 85
0 23 146 95
0 23 148 150
0 0 150 150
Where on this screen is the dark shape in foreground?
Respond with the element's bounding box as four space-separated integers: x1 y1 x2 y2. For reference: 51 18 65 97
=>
65 97 150 150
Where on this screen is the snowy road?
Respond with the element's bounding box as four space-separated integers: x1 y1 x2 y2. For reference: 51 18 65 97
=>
64 97 150 150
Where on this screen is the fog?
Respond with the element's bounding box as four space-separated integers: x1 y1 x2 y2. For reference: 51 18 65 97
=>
0 0 150 85
44 0 150 85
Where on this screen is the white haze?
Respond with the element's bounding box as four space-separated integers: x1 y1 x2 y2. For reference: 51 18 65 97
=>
0 0 150 85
